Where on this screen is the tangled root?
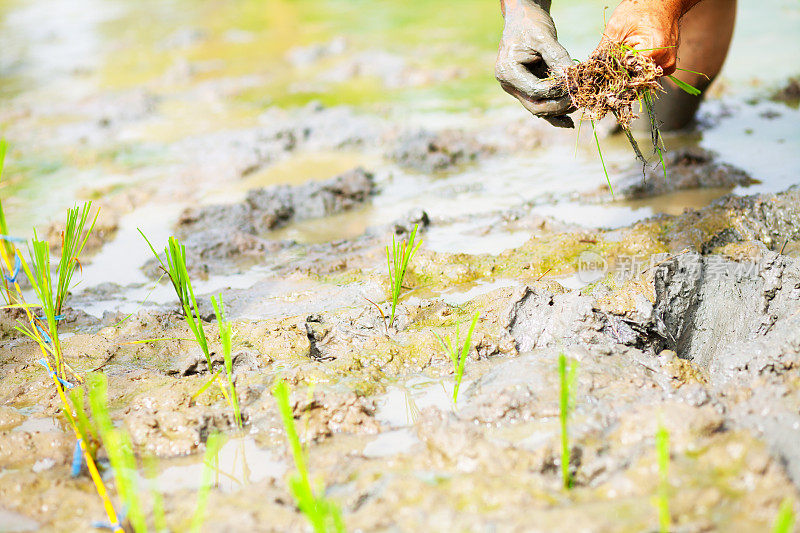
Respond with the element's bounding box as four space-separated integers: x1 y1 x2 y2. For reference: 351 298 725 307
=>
561 42 663 127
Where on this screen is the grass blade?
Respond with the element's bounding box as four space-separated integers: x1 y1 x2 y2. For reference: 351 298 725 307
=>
559 352 578 489
667 75 701 96
773 497 795 533
590 120 614 198
655 422 671 532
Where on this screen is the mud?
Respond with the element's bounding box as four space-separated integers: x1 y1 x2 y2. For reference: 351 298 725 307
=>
1 2 799 527
610 147 756 199
773 77 800 102
389 129 493 173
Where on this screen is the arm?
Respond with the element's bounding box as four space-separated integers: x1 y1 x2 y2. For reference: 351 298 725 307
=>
602 0 704 75
496 0 575 128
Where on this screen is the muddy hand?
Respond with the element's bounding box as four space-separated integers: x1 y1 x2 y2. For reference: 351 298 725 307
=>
496 0 575 128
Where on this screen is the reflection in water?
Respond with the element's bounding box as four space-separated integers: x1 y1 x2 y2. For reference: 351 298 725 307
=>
153 437 285 493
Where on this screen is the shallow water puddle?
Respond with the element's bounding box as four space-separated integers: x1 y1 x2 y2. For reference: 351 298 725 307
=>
437 278 520 306
375 376 470 427
362 428 419 458
78 203 184 289
12 417 61 434
424 221 530 256
153 436 285 493
0 507 39 532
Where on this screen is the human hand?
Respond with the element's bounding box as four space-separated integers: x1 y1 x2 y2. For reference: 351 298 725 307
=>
600 0 690 75
496 0 575 128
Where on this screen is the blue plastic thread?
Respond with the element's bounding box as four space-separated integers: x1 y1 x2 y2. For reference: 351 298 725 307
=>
37 358 74 389
71 439 83 477
4 255 20 283
91 521 123 531
37 314 64 322
0 234 25 243
35 323 52 344
91 507 125 531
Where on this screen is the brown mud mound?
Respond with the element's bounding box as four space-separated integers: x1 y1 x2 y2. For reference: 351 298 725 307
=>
772 76 800 102
562 42 662 127
389 129 492 173
143 166 377 277
583 147 756 200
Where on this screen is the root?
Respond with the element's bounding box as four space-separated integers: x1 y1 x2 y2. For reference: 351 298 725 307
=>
561 42 663 128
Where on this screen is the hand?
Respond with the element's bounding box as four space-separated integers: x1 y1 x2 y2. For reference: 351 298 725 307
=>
601 0 686 75
496 0 575 128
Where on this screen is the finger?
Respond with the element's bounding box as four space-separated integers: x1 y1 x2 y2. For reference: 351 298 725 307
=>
537 39 573 75
542 115 575 129
497 60 567 100
643 48 676 75
511 88 574 116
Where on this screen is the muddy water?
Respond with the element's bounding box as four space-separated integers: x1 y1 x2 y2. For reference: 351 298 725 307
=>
1 0 800 531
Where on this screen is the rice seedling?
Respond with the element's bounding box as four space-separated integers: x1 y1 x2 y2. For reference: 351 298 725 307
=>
15 206 94 379
273 379 346 533
558 352 578 490
561 42 703 188
211 294 242 428
773 497 795 533
434 311 479 404
386 224 421 329
88 372 147 533
18 236 67 376
0 138 16 303
140 234 213 372
0 160 121 530
55 202 98 314
191 432 225 533
68 387 100 465
654 421 671 533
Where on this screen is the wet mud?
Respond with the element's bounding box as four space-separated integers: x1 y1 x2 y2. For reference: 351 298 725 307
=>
4 177 800 530
2 1 800 529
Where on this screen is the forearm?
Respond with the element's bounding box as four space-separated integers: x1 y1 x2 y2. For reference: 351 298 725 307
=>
501 0 552 16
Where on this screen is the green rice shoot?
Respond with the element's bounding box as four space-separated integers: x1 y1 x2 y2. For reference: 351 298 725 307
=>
386 224 422 328
17 236 66 375
0 138 14 302
434 311 479 404
273 379 346 533
558 352 578 490
655 421 671 533
88 373 147 533
772 497 795 533
55 202 98 314
141 234 212 370
212 293 242 428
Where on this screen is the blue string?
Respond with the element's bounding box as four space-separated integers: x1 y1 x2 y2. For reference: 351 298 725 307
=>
4 255 20 284
91 521 123 531
91 506 126 531
37 358 74 389
37 314 64 322
0 234 24 243
71 439 83 478
35 323 52 344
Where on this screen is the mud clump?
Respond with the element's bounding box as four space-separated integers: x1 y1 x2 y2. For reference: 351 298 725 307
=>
292 390 380 442
179 166 374 236
170 167 375 268
390 129 491 173
562 42 662 126
772 76 800 102
611 147 755 199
